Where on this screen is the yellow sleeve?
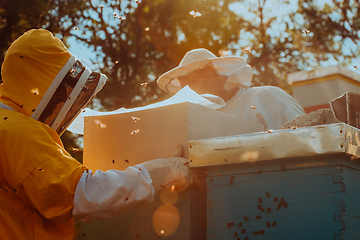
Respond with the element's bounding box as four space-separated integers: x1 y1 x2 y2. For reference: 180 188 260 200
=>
1 112 88 223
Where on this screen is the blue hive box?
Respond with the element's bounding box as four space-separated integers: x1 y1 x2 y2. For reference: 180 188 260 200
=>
189 123 360 240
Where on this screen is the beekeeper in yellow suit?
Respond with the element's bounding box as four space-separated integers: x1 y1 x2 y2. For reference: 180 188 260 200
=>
157 48 305 130
0 29 193 239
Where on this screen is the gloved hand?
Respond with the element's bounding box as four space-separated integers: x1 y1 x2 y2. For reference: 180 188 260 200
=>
140 157 193 194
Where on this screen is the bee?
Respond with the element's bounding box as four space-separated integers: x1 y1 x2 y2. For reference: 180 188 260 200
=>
125 159 129 163
189 10 202 18
113 13 118 17
272 221 277 227
354 65 358 70
277 205 281 210
31 88 39 95
125 197 129 201
266 192 271 198
145 27 150 31
267 129 273 133
258 197 263 203
114 61 119 64
244 216 249 221
74 27 79 31
242 229 246 234
160 184 165 188
234 232 238 237
238 222 242 227
267 207 271 213
140 82 148 87
184 162 189 166
224 159 229 162
136 234 140 239
267 222 271 227
273 197 278 202
257 170 262 175
112 160 115 163
3 117 7 120
94 120 106 129
227 222 235 228
243 46 251 53
171 185 176 191
38 168 44 171
72 148 81 153
130 129 140 135
131 116 141 122
229 176 235 185
251 105 256 109
255 215 262 219
281 163 286 170
284 202 288 208
302 29 310 34
119 16 126 20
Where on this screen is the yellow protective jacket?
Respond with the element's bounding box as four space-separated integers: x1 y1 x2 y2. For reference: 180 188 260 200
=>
0 107 87 239
0 29 88 239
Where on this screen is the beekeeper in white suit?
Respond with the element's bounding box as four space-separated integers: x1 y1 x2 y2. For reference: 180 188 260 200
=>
0 29 193 240
157 48 305 130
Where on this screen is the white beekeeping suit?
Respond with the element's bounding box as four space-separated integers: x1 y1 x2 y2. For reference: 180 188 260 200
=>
156 48 305 130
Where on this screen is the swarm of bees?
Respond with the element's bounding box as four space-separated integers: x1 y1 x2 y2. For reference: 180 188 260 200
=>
224 192 288 238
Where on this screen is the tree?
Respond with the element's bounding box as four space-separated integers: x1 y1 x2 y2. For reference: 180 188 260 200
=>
69 0 360 109
0 0 89 162
70 0 245 110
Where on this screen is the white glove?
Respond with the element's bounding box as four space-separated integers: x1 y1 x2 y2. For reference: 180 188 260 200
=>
73 165 155 223
140 157 193 194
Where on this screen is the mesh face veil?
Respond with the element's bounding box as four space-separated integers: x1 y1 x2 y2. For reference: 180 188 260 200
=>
31 55 107 136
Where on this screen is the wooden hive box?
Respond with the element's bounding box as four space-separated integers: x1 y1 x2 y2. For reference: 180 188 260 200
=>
80 102 264 240
189 123 360 240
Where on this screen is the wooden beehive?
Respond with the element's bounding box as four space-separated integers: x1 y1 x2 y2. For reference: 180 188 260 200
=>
80 102 264 240
205 154 360 240
83 102 263 171
189 124 360 239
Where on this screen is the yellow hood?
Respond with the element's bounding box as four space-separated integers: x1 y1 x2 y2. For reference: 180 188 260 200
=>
0 29 71 117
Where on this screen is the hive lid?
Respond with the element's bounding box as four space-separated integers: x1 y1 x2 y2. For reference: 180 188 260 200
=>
188 123 360 167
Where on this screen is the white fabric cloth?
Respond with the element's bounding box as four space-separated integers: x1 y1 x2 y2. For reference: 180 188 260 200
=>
157 49 253 94
72 156 193 223
218 86 305 130
67 86 225 135
73 165 155 223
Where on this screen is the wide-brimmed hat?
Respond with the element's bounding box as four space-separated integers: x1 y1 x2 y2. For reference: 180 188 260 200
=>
156 48 253 95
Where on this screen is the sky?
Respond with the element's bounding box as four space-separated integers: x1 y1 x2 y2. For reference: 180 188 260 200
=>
67 0 360 76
